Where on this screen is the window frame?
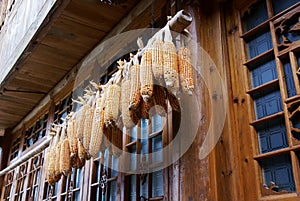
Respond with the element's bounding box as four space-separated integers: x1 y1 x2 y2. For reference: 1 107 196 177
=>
238 0 300 199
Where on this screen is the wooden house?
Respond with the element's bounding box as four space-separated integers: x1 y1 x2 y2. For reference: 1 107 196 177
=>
0 0 300 200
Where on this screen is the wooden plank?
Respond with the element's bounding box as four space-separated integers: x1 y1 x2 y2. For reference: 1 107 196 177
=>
19 61 68 81
14 73 56 89
41 25 105 58
30 44 80 70
6 77 51 93
57 14 107 39
63 0 134 32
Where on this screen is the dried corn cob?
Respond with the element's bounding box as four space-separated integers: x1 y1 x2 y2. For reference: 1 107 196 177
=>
75 103 89 141
152 40 164 80
178 47 194 94
153 85 167 116
140 51 153 102
121 79 136 128
47 146 56 184
82 105 94 150
60 138 71 175
104 84 121 126
129 64 141 110
60 126 71 176
54 126 62 179
89 94 106 157
163 41 179 93
67 114 78 158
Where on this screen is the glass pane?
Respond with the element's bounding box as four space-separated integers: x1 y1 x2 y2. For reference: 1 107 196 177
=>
249 59 277 88
272 0 299 15
74 191 80 201
141 119 149 155
282 61 297 97
242 0 268 32
94 160 101 183
129 175 136 201
111 155 118 177
253 88 282 119
246 29 273 59
129 145 137 170
152 170 163 197
152 135 163 163
255 117 288 153
140 174 148 199
261 154 295 192
130 126 137 142
90 186 101 201
109 181 117 201
152 114 162 132
75 168 81 188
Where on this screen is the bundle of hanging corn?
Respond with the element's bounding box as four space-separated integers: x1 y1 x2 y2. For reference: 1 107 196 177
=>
45 125 60 185
163 25 179 94
89 90 106 158
140 50 154 102
178 47 194 94
60 124 71 176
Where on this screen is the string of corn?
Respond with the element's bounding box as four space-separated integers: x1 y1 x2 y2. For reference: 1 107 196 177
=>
82 105 94 151
178 47 194 94
121 79 136 128
163 41 179 93
89 94 106 157
54 126 62 179
140 51 153 102
151 40 164 80
104 84 121 126
67 115 78 158
60 125 71 176
129 64 141 110
75 104 88 141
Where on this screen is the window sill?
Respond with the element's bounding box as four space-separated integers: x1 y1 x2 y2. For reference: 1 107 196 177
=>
259 193 299 201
